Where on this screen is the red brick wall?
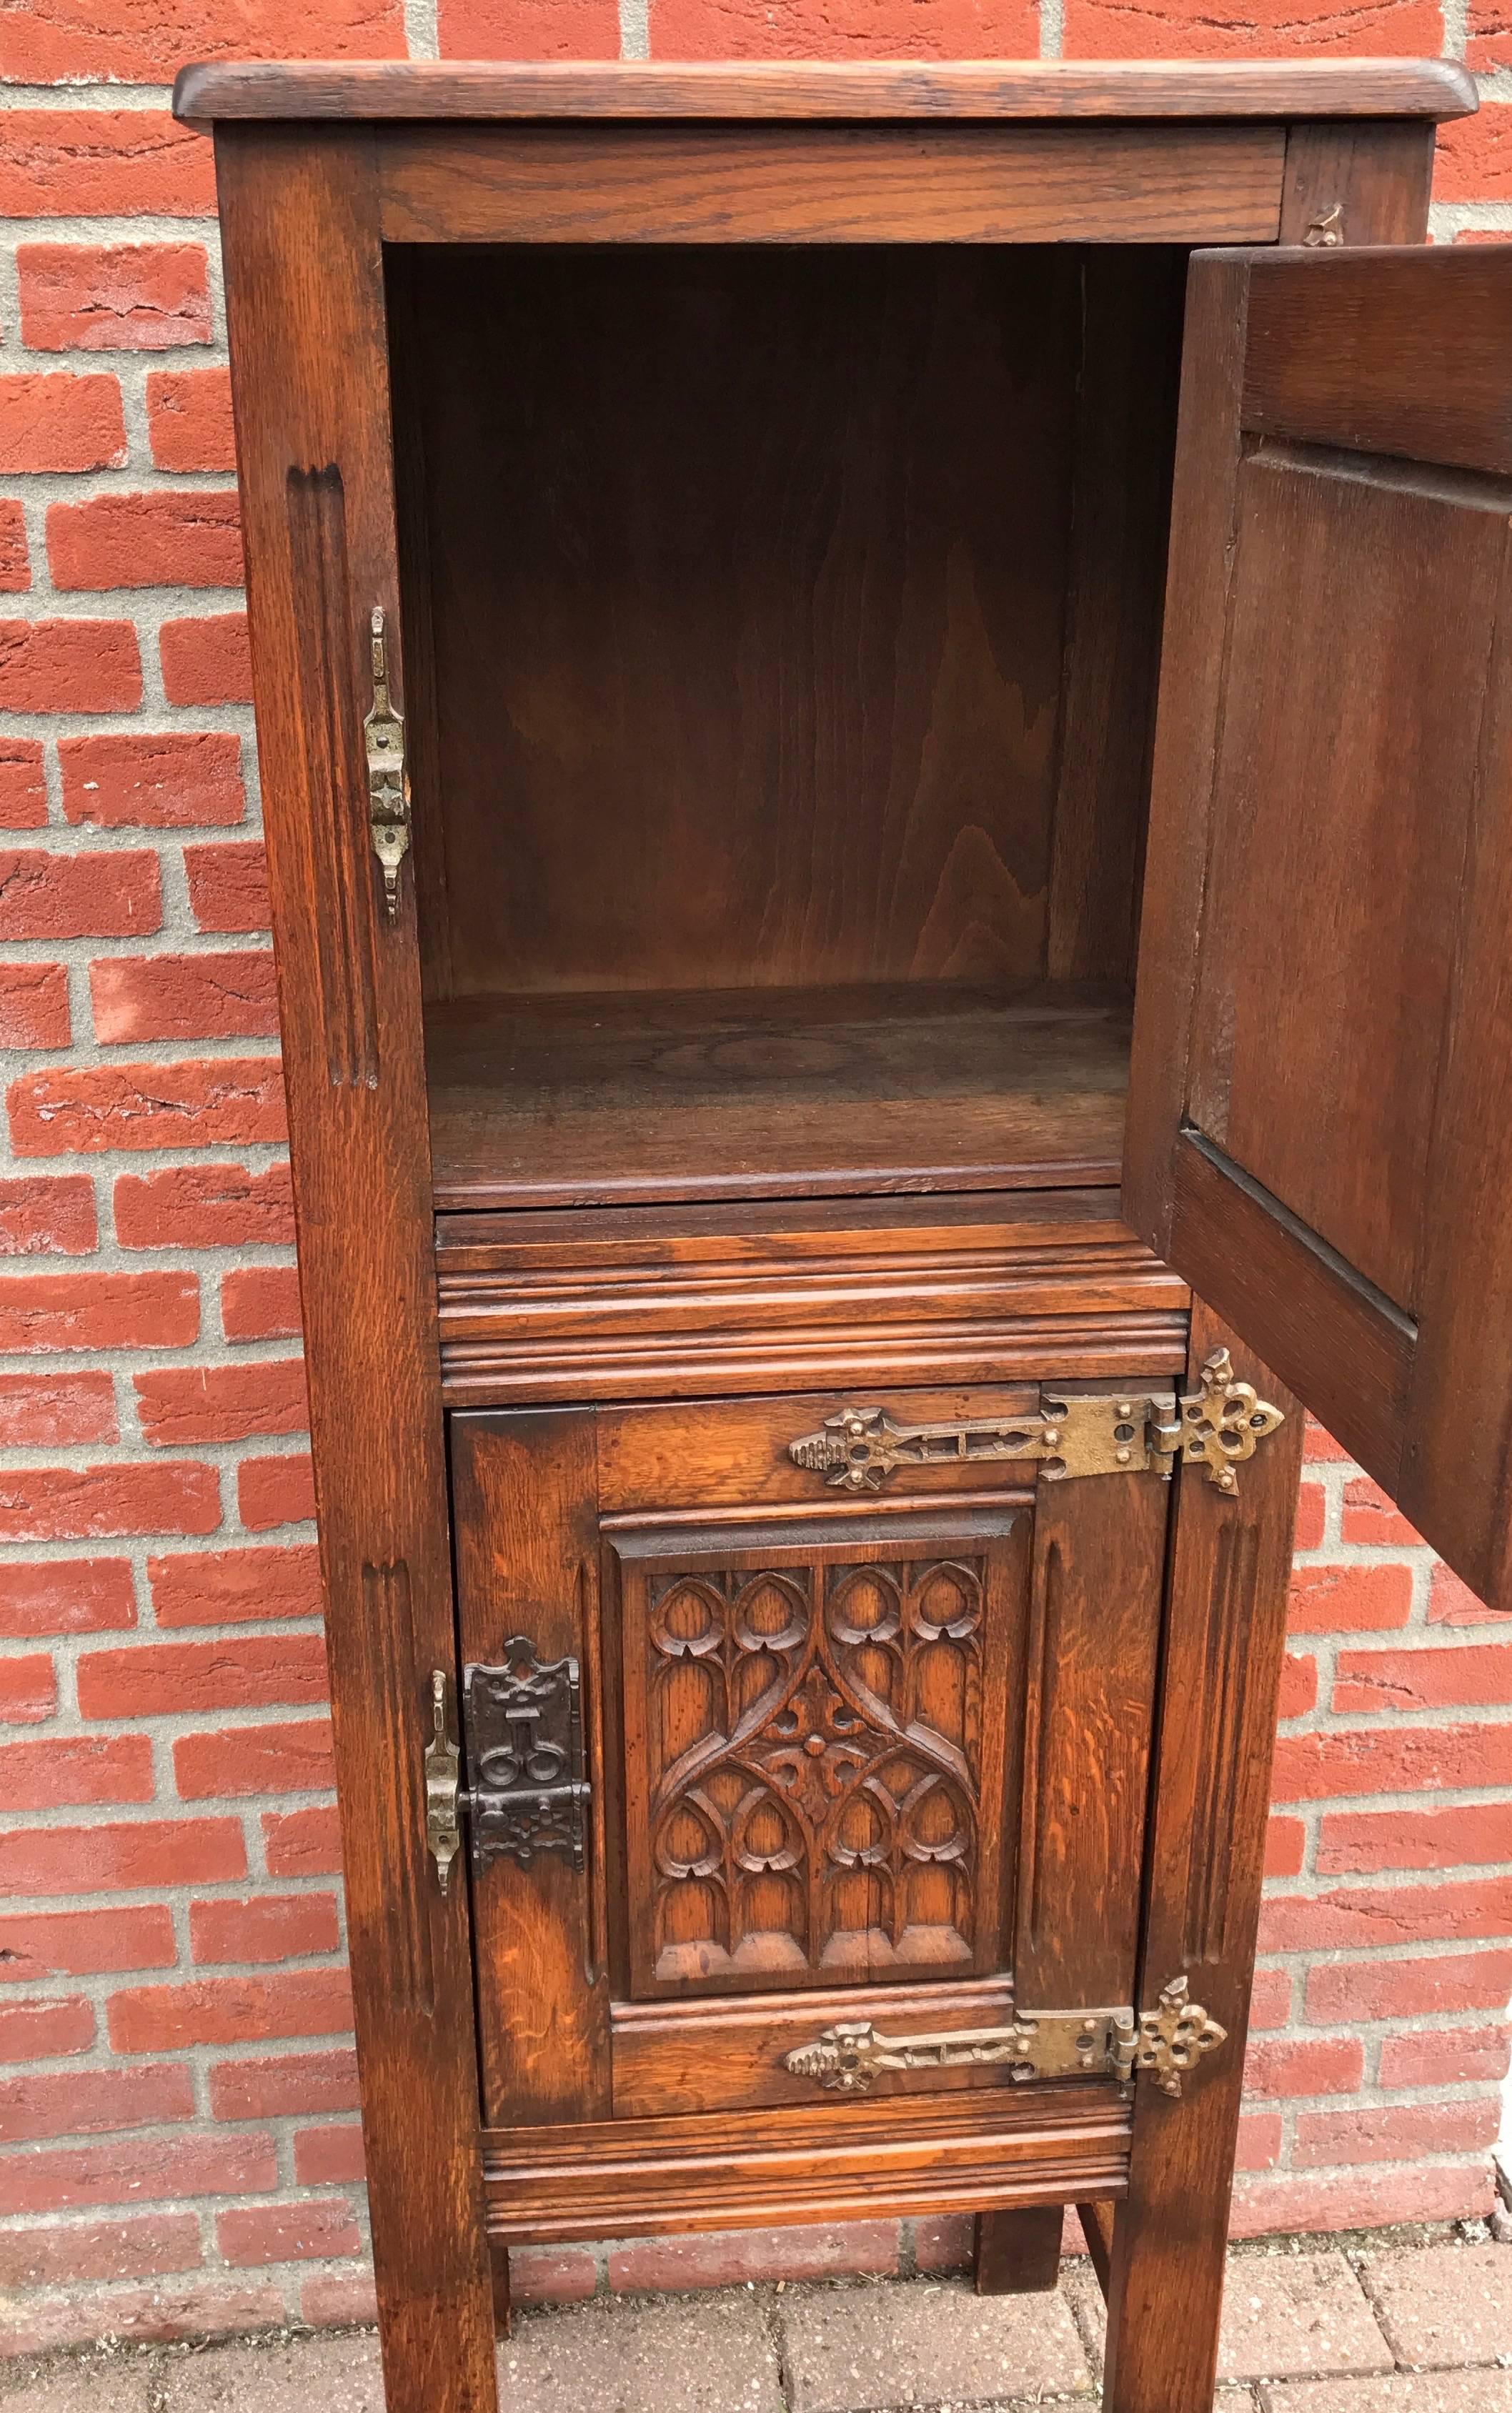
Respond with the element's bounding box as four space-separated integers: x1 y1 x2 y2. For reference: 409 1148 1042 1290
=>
2 0 1511 2358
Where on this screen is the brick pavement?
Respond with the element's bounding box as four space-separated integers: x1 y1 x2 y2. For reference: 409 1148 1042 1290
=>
3 2233 1510 2412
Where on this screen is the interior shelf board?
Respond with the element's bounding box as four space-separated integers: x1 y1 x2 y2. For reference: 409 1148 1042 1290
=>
424 982 1131 1213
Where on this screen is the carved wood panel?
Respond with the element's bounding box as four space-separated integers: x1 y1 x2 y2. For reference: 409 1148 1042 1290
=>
615 1511 1025 1998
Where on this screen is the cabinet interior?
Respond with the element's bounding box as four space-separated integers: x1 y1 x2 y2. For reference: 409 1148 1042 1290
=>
388 242 1189 1212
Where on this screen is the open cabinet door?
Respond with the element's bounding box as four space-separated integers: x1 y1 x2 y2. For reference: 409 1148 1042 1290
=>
1127 244 1512 1613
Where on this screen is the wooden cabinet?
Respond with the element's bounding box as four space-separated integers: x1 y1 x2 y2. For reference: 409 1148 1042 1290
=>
176 51 1512 2413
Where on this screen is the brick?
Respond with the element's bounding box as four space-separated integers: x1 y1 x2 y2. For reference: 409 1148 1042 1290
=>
223 1265 303 1340
0 1559 134 1640
1306 1947 1512 2024
116 1162 293 1250
912 2213 975 2274
1276 1651 1318 1720
1260 1876 1512 1954
0 111 214 220
511 2245 601 2307
1340 1476 1423 1548
217 2197 362 2267
9 1057 284 1158
191 1890 339 1967
146 367 236 472
438 0 617 48
263 1804 343 1876
208 2046 359 2121
79 1631 328 1720
1470 0 1512 64
1063 0 1441 55
1319 1803 1512 1879
1293 1481 1326 1550
1334 1641 1512 1712
1303 1418 1352 1463
609 2224 900 2292
294 2121 366 2184
0 0 404 83
1265 1815 1308 1879
18 244 212 354
0 1904 174 1984
49 490 244 592
1232 2162 1493 2239
1430 1563 1498 1625
1287 1561 1416 1633
0 621 141 715
0 740 46 832
1295 2096 1501 2168
0 502 28 593
149 1543 322 1627
1248 1966 1293 2029
301 2272 381 2330
0 2059 194 2144
160 614 252 706
1214 2250 1393 2384
0 372 126 472
0 1174 96 1256
1436 108 1512 203
175 1716 334 1798
6 2131 276 2217
184 839 271 932
0 1814 244 1896
134 1360 308 1449
0 2214 200 2289
779 2268 1088 2408
1235 2108 1283 2169
61 732 244 831
0 961 69 1049
238 1451 317 1531
0 1370 116 1450
92 949 278 1045
0 1268 197 1354
109 1966 354 2052
0 1653 56 1724
0 847 157 942
0 1733 153 1812
4 2276 285 2356
1377 2022 1512 2088
1270 1723 1512 1802
645 0 1035 58
0 1461 220 1543
0 1995 94 2061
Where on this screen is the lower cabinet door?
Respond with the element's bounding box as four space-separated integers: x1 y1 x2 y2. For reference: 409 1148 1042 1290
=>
449 1388 1172 2134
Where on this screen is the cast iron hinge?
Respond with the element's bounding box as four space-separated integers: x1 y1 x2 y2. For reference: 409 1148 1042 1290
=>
787 1350 1284 1498
782 1976 1226 2100
424 1640 590 1896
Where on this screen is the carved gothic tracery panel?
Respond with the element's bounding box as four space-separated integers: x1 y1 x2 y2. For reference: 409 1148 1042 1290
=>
624 1543 1009 1993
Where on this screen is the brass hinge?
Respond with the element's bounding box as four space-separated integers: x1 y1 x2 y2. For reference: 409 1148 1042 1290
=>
424 1641 592 1896
787 1353 1283 1497
782 1976 1225 2101
365 606 409 921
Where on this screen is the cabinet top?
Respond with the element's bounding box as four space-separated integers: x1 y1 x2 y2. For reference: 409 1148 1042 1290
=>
173 56 1475 129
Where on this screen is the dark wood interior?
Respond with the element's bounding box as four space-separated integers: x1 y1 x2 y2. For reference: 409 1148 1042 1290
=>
390 242 1184 1210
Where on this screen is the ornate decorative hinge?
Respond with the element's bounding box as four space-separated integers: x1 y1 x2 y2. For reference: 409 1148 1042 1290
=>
422 1640 592 1893
1149 1349 1286 1494
782 1976 1225 2101
788 1360 1283 1497
365 606 409 921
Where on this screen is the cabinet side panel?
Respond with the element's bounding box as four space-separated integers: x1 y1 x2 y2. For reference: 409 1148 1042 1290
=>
214 126 496 2413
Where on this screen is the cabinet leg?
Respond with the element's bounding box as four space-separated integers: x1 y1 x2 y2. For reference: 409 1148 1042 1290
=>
491 2244 512 2339
974 2207 1063 2294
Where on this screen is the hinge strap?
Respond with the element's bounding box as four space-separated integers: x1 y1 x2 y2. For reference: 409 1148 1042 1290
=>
365 605 410 921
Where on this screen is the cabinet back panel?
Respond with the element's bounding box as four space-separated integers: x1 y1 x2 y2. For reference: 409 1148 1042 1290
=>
391 246 1178 1002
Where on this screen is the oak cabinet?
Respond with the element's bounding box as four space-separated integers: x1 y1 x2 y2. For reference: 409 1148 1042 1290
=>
176 54 1512 2413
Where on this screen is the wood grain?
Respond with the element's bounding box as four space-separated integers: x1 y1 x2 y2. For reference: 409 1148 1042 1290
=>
1078 2198 1115 2298
213 124 496 2413
1101 1305 1303 2413
1277 121 1435 247
425 987 1130 1213
481 2086 1132 2244
174 58 1476 127
975 2206 1063 2294
377 126 1283 246
450 1411 612 2129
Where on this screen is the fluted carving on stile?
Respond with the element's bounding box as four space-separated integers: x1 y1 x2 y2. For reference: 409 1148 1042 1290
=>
360 1558 433 2014
1183 1520 1260 1968
644 1554 985 1984
1020 1536 1066 1954
286 464 380 1090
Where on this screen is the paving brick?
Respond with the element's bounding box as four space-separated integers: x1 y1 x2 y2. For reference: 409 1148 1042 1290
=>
510 2245 600 2306
1361 2244 1512 2369
151 2332 388 2413
499 2292 784 2413
1263 2378 1512 2412
1218 2254 1393 2383
608 2222 898 2292
4 2279 285 2357
778 2275 1090 2412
